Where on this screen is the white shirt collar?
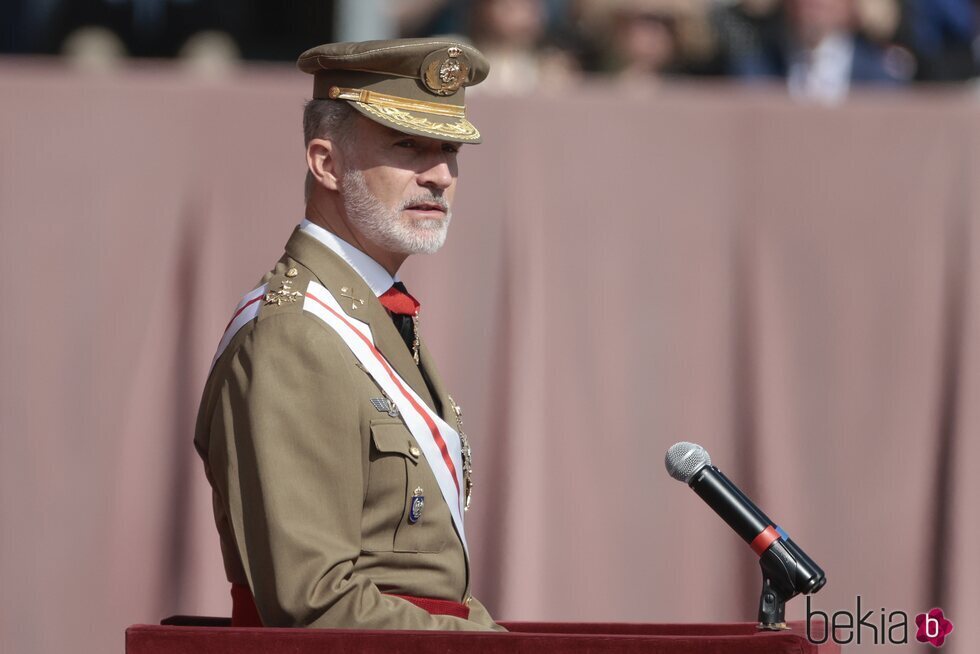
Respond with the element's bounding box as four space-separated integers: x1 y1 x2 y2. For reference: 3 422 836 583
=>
299 218 397 297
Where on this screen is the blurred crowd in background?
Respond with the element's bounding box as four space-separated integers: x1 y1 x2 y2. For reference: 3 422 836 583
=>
2 0 980 102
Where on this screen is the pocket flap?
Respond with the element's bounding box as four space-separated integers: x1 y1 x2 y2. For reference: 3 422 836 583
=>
370 421 417 461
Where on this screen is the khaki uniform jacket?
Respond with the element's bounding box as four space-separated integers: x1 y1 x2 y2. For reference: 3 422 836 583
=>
194 227 501 630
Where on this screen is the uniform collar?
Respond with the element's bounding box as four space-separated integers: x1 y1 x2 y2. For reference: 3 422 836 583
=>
299 218 397 296
284 224 438 414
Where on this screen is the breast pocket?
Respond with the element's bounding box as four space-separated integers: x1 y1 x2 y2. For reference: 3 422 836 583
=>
361 420 447 554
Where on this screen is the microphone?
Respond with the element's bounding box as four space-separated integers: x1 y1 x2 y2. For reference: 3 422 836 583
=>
665 442 826 601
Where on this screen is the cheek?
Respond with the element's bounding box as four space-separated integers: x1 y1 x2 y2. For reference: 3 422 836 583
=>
361 168 405 206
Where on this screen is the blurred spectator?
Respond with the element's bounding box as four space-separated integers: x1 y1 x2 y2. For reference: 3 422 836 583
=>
581 0 719 79
61 25 128 70
612 8 681 78
468 0 581 93
855 0 901 42
5 0 977 87
395 0 576 42
731 0 912 103
178 30 240 76
711 0 784 74
0 0 334 63
230 1 334 61
904 0 978 81
395 0 472 37
47 0 233 58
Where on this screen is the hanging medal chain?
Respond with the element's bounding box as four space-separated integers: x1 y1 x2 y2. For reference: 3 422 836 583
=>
365 363 471 509
411 313 421 364
447 394 473 511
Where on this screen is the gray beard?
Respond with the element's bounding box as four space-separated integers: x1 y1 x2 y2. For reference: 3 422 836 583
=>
341 168 452 255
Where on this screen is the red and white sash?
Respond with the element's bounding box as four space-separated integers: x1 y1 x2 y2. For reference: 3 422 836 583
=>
303 281 467 553
211 281 467 553
210 284 268 372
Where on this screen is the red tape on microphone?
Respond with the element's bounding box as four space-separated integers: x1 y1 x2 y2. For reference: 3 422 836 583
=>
750 525 781 556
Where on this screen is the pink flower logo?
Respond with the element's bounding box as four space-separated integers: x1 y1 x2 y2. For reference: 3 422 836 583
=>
915 608 954 647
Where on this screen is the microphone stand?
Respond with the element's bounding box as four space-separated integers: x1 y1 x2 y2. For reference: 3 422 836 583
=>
757 569 794 630
756 537 825 630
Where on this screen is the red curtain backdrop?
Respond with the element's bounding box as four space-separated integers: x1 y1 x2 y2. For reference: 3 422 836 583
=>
1 61 977 654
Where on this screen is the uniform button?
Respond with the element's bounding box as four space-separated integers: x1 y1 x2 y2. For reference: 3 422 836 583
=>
409 446 421 457
464 596 472 606
285 267 298 278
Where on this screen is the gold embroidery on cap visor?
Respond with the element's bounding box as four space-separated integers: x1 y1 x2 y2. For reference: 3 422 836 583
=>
328 86 465 117
354 102 481 141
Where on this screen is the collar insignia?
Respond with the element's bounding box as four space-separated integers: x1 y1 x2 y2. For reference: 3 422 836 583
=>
340 286 366 311
264 279 303 306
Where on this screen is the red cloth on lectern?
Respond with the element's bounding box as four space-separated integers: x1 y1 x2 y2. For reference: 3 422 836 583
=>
386 593 470 620
231 584 263 627
230 583 469 627
132 619 842 654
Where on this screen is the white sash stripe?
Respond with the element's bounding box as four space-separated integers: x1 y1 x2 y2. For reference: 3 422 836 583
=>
302 281 468 553
210 284 268 371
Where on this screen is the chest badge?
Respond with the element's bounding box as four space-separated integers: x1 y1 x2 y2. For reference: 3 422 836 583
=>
408 487 425 524
370 393 400 418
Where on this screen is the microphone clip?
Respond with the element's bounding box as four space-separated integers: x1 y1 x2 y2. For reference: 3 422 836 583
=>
756 536 827 630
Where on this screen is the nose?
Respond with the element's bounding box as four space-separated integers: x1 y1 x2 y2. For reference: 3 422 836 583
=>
417 159 454 191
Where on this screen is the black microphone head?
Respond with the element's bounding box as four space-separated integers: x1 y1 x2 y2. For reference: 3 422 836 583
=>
665 442 711 483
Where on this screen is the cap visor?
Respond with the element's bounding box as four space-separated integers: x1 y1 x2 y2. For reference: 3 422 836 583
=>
348 100 482 144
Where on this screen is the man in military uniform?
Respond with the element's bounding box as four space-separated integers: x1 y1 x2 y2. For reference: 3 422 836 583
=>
194 38 503 631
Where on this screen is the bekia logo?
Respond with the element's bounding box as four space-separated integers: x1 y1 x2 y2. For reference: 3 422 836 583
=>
807 596 954 648
915 608 954 648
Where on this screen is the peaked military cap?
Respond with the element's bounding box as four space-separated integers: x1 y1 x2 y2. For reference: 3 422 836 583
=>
297 38 490 144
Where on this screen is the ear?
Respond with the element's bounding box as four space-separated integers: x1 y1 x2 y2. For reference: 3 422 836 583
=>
307 138 344 192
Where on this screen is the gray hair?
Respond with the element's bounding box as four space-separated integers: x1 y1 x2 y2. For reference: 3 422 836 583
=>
303 98 356 203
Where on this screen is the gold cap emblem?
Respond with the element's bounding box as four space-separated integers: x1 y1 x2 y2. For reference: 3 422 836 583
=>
421 47 470 96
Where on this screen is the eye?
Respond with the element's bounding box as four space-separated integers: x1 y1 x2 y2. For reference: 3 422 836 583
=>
395 139 418 149
442 143 460 154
